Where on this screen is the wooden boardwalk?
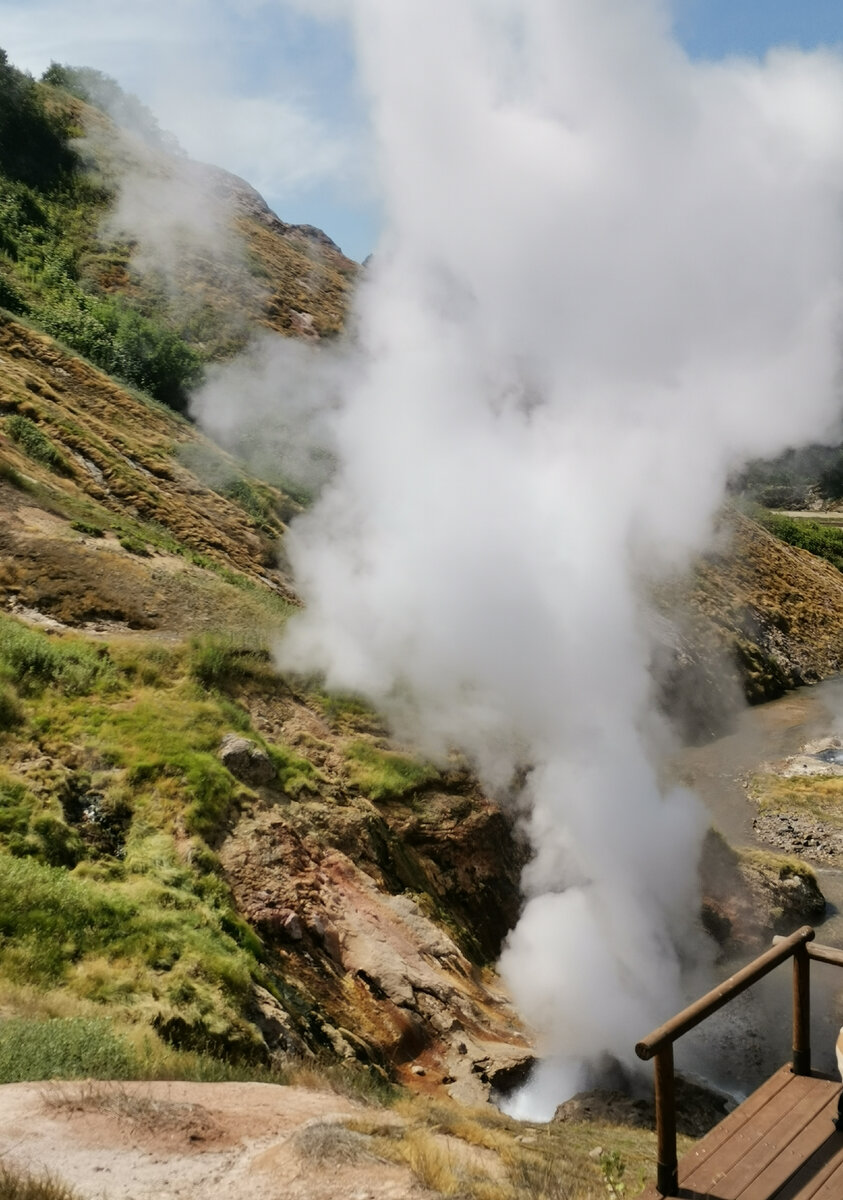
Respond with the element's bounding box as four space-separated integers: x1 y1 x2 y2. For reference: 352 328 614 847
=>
639 1065 843 1200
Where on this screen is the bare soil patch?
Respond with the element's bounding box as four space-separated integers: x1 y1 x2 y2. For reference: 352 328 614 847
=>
0 1080 432 1200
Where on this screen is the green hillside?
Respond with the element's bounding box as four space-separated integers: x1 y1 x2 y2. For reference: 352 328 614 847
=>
4 44 843 1200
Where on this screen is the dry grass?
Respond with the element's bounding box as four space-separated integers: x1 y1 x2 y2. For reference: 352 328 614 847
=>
750 771 843 825
0 1163 80 1200
291 1119 377 1166
345 1093 665 1199
42 1080 211 1130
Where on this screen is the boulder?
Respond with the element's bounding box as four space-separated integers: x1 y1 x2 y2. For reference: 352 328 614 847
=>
553 1074 732 1138
700 828 826 954
219 734 276 787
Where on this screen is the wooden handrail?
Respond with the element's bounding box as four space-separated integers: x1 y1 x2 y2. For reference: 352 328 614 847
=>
635 925 827 1197
636 926 815 1060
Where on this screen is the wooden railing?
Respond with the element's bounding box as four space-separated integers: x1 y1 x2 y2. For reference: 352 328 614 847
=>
634 925 833 1197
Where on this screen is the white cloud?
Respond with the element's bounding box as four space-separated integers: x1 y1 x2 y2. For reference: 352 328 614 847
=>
0 0 361 202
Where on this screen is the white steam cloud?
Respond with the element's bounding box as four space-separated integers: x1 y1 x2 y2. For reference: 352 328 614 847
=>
224 0 843 1115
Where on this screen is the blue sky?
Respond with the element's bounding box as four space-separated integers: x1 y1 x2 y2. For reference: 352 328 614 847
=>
0 1 841 262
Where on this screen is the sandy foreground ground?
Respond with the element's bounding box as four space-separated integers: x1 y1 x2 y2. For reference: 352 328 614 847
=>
0 1080 437 1200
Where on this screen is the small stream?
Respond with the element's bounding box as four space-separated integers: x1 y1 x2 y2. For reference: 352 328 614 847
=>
675 676 843 1090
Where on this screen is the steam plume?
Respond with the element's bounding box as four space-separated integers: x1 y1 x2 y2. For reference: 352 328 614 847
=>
259 1 843 1114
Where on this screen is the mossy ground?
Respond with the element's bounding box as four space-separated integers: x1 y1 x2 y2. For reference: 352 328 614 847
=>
748 772 843 826
0 615 299 1066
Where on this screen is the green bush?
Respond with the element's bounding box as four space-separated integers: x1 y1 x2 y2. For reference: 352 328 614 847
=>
187 634 267 691
221 478 280 530
0 270 27 314
25 814 84 868
118 535 149 556
70 520 104 537
0 681 23 729
0 855 132 984
756 510 843 574
5 414 70 475
33 292 202 412
0 775 33 837
127 753 240 842
0 49 76 188
0 458 30 490
0 616 115 695
0 1016 137 1081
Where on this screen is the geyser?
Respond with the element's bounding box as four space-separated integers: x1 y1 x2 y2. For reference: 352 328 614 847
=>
202 0 843 1117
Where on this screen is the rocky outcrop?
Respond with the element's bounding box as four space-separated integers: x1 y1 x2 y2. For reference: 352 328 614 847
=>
220 809 533 1103
554 1074 732 1138
655 509 843 741
699 829 825 955
219 735 276 787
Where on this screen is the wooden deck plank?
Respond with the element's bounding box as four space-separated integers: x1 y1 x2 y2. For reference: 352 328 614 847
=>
666 1066 795 1196
695 1083 833 1199
800 1156 843 1200
680 1067 795 1172
735 1084 840 1200
773 1130 843 1200
637 1072 843 1200
681 1072 822 1195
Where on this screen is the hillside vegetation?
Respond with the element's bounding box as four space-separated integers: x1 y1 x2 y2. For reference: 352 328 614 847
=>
4 45 843 1200
0 53 356 413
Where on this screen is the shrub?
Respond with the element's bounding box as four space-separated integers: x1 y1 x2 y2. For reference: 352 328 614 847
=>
118 535 149 556
175 754 239 842
0 855 131 984
0 616 115 695
0 458 30 490
0 49 76 188
187 633 267 691
0 681 23 729
70 520 104 537
0 270 27 314
5 414 70 475
26 814 84 868
0 775 32 837
756 510 843 574
221 478 280 530
33 290 202 414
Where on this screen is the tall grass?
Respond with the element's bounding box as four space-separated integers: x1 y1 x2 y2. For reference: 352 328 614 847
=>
5 414 71 475
187 632 270 691
0 681 23 729
0 1163 81 1200
0 615 115 695
0 1017 137 1081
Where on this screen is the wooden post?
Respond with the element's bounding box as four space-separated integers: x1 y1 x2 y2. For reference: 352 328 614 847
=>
654 1042 678 1196
792 942 811 1075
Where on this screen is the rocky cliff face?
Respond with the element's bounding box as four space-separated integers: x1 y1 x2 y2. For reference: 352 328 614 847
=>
656 508 843 742
216 679 532 1102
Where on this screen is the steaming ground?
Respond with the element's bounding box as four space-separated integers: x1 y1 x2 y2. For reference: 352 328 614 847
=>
192 0 843 1119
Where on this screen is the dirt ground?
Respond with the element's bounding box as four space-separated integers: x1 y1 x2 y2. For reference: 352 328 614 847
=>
0 1080 434 1200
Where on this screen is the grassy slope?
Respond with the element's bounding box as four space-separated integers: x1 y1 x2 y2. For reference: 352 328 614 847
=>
0 73 357 390
6 52 836 1200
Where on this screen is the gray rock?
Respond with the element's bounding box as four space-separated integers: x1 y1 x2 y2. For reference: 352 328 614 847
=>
249 984 311 1059
219 734 276 786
